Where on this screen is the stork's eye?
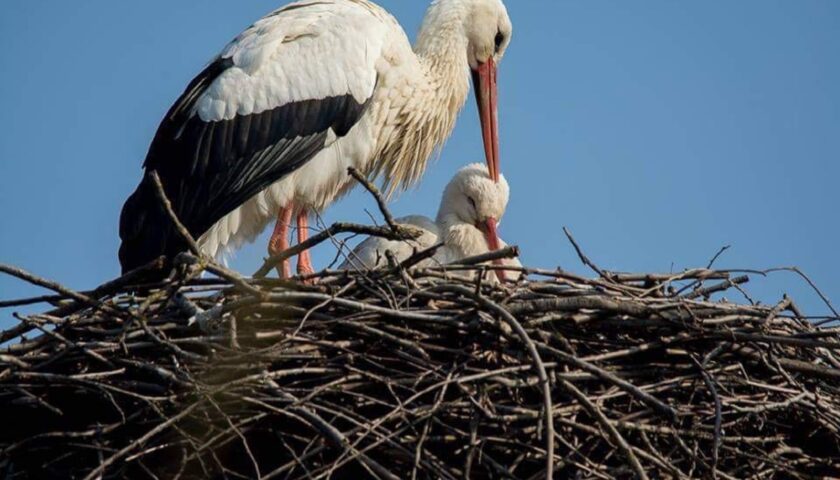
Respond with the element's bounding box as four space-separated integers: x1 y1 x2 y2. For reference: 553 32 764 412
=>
494 32 505 51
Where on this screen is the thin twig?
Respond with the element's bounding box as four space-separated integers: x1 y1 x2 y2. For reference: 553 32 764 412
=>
559 378 650 480
148 171 201 256
347 167 402 235
254 223 421 278
563 227 609 279
0 264 123 319
437 284 555 480
447 245 520 267
707 245 732 269
684 276 750 300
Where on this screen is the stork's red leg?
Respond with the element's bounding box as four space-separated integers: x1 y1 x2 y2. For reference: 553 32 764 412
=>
268 205 294 279
296 210 316 278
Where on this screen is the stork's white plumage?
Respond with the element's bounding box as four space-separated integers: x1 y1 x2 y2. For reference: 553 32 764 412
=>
119 0 513 277
340 164 521 281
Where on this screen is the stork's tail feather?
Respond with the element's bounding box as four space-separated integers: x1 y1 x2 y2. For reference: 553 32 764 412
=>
118 174 182 275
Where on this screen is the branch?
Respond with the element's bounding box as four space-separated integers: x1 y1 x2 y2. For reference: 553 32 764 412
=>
347 167 401 234
764 266 839 319
707 245 732 269
435 284 555 480
563 227 609 279
0 264 123 320
399 242 444 270
255 169 423 279
254 223 421 279
559 378 650 480
448 245 520 267
148 171 201 256
683 275 750 300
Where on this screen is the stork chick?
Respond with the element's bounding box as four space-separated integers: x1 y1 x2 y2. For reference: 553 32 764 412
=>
341 163 521 281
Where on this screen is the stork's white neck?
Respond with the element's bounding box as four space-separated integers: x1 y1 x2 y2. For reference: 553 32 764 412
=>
416 1 468 63
416 0 471 96
371 1 471 196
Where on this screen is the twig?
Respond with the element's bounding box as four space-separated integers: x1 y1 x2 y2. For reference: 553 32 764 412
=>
399 243 444 270
684 276 750 300
563 227 609 279
558 378 650 480
707 245 732 269
692 356 722 476
254 223 421 278
348 167 402 235
764 266 839 318
82 401 203 480
537 342 678 422
0 264 123 320
447 245 520 267
148 171 201 256
437 284 555 480
272 386 401 480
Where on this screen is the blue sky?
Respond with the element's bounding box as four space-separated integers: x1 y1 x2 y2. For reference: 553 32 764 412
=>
1 0 838 325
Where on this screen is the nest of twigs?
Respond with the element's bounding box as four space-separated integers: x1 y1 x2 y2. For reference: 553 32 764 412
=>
2 245 840 480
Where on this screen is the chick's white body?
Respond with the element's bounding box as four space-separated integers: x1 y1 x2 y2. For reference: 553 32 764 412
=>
341 164 521 276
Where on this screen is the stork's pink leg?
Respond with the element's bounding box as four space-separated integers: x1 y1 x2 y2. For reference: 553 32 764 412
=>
268 205 294 279
296 211 316 278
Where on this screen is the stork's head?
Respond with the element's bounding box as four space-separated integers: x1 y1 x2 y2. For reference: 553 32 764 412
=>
463 0 513 70
464 0 511 185
438 163 511 280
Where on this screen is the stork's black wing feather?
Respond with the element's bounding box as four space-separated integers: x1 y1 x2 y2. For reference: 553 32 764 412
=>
119 57 370 273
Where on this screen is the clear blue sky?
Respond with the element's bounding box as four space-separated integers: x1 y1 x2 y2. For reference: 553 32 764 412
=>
1 0 838 325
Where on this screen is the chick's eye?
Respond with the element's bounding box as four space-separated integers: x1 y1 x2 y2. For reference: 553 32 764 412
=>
494 32 505 50
468 197 477 210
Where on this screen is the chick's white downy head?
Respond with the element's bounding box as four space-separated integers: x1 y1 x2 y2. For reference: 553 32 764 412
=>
437 163 515 282
438 163 510 229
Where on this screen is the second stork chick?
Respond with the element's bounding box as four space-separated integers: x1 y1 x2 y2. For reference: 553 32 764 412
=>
341 163 520 281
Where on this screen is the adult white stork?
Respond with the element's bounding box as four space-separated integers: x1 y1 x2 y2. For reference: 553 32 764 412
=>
340 163 521 281
119 0 513 277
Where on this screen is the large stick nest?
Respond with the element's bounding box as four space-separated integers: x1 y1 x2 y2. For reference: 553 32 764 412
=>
2 251 839 480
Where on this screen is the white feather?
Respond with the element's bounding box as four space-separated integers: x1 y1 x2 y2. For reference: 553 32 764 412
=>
196 1 392 122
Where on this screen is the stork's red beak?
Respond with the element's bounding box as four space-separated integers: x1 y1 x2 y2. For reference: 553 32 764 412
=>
480 217 508 282
472 58 500 184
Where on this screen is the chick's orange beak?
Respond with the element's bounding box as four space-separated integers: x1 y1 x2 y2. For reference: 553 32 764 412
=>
472 57 500 183
480 217 508 282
